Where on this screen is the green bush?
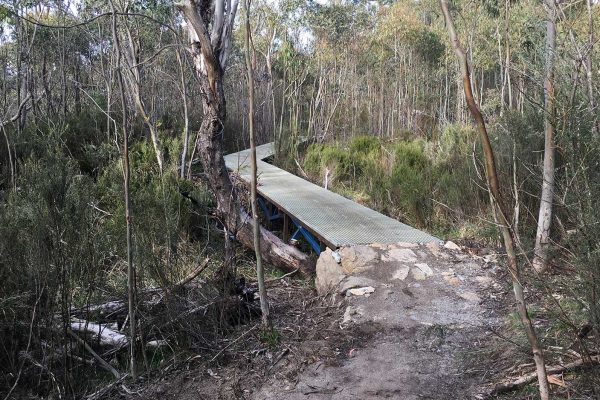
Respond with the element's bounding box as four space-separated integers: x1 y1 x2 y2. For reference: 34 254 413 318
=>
349 135 381 155
432 124 482 217
97 138 212 288
300 131 484 231
0 124 213 397
304 143 354 181
0 140 106 394
391 140 431 226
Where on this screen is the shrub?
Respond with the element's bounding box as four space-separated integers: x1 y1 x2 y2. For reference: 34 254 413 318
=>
0 125 213 397
391 140 431 226
349 135 381 155
0 141 105 395
303 143 354 181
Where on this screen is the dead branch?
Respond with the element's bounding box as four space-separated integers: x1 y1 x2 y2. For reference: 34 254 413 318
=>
172 257 210 290
209 324 259 362
67 329 121 379
265 268 299 284
484 356 600 397
85 374 129 400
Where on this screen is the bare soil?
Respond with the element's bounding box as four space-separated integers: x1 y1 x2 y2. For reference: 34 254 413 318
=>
109 244 505 400
109 243 599 400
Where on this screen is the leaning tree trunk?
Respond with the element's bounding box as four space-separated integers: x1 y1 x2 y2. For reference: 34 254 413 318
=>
178 0 314 278
439 1 550 398
533 0 557 273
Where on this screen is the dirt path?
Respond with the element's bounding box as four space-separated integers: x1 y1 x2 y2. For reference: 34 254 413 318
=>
253 243 499 399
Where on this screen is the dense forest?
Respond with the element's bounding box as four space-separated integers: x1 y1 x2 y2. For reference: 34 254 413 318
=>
0 0 599 398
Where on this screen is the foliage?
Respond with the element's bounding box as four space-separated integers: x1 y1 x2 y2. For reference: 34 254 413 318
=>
0 122 212 397
303 134 482 231
1 0 600 395
391 140 430 225
0 132 106 394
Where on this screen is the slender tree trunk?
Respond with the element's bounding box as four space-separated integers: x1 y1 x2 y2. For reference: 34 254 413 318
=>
111 2 137 380
533 0 557 273
440 2 550 398
119 20 164 173
264 27 277 141
504 0 513 110
586 0 598 137
244 0 269 327
1 123 14 189
177 49 190 179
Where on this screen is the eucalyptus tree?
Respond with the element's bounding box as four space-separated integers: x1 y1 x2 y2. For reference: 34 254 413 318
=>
532 0 557 273
110 0 138 380
112 4 165 173
440 1 550 398
176 0 314 276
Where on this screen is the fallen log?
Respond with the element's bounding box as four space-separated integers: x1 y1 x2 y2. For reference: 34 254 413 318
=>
236 209 315 277
71 301 127 320
70 319 128 347
484 356 600 397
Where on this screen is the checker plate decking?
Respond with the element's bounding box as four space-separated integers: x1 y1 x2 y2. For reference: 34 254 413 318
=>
224 143 440 249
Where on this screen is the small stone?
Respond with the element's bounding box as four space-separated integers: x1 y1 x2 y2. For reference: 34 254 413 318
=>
411 268 426 280
347 286 375 296
444 275 461 286
425 242 441 251
392 265 410 281
331 251 342 263
459 291 481 302
342 306 357 324
382 248 418 263
444 241 461 251
475 276 493 285
414 263 433 277
338 276 377 294
483 254 498 263
426 241 451 259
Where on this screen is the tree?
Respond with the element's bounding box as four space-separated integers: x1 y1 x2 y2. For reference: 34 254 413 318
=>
111 4 165 173
244 0 270 327
532 0 557 273
111 0 138 380
585 0 598 138
176 0 314 278
439 1 550 398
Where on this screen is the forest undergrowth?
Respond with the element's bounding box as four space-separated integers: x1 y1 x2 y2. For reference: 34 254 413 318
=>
2 0 600 397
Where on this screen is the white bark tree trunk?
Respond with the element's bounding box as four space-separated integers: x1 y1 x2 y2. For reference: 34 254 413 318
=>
533 0 557 273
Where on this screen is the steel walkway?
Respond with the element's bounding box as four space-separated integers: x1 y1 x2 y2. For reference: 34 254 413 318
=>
224 143 440 250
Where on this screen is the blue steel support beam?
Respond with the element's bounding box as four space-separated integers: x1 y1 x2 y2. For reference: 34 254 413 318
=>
291 219 321 256
258 197 281 222
258 197 321 255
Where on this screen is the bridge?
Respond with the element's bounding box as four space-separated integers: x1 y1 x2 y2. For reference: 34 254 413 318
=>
224 143 440 255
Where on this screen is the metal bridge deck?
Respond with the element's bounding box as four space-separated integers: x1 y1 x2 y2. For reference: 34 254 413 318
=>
224 143 440 249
